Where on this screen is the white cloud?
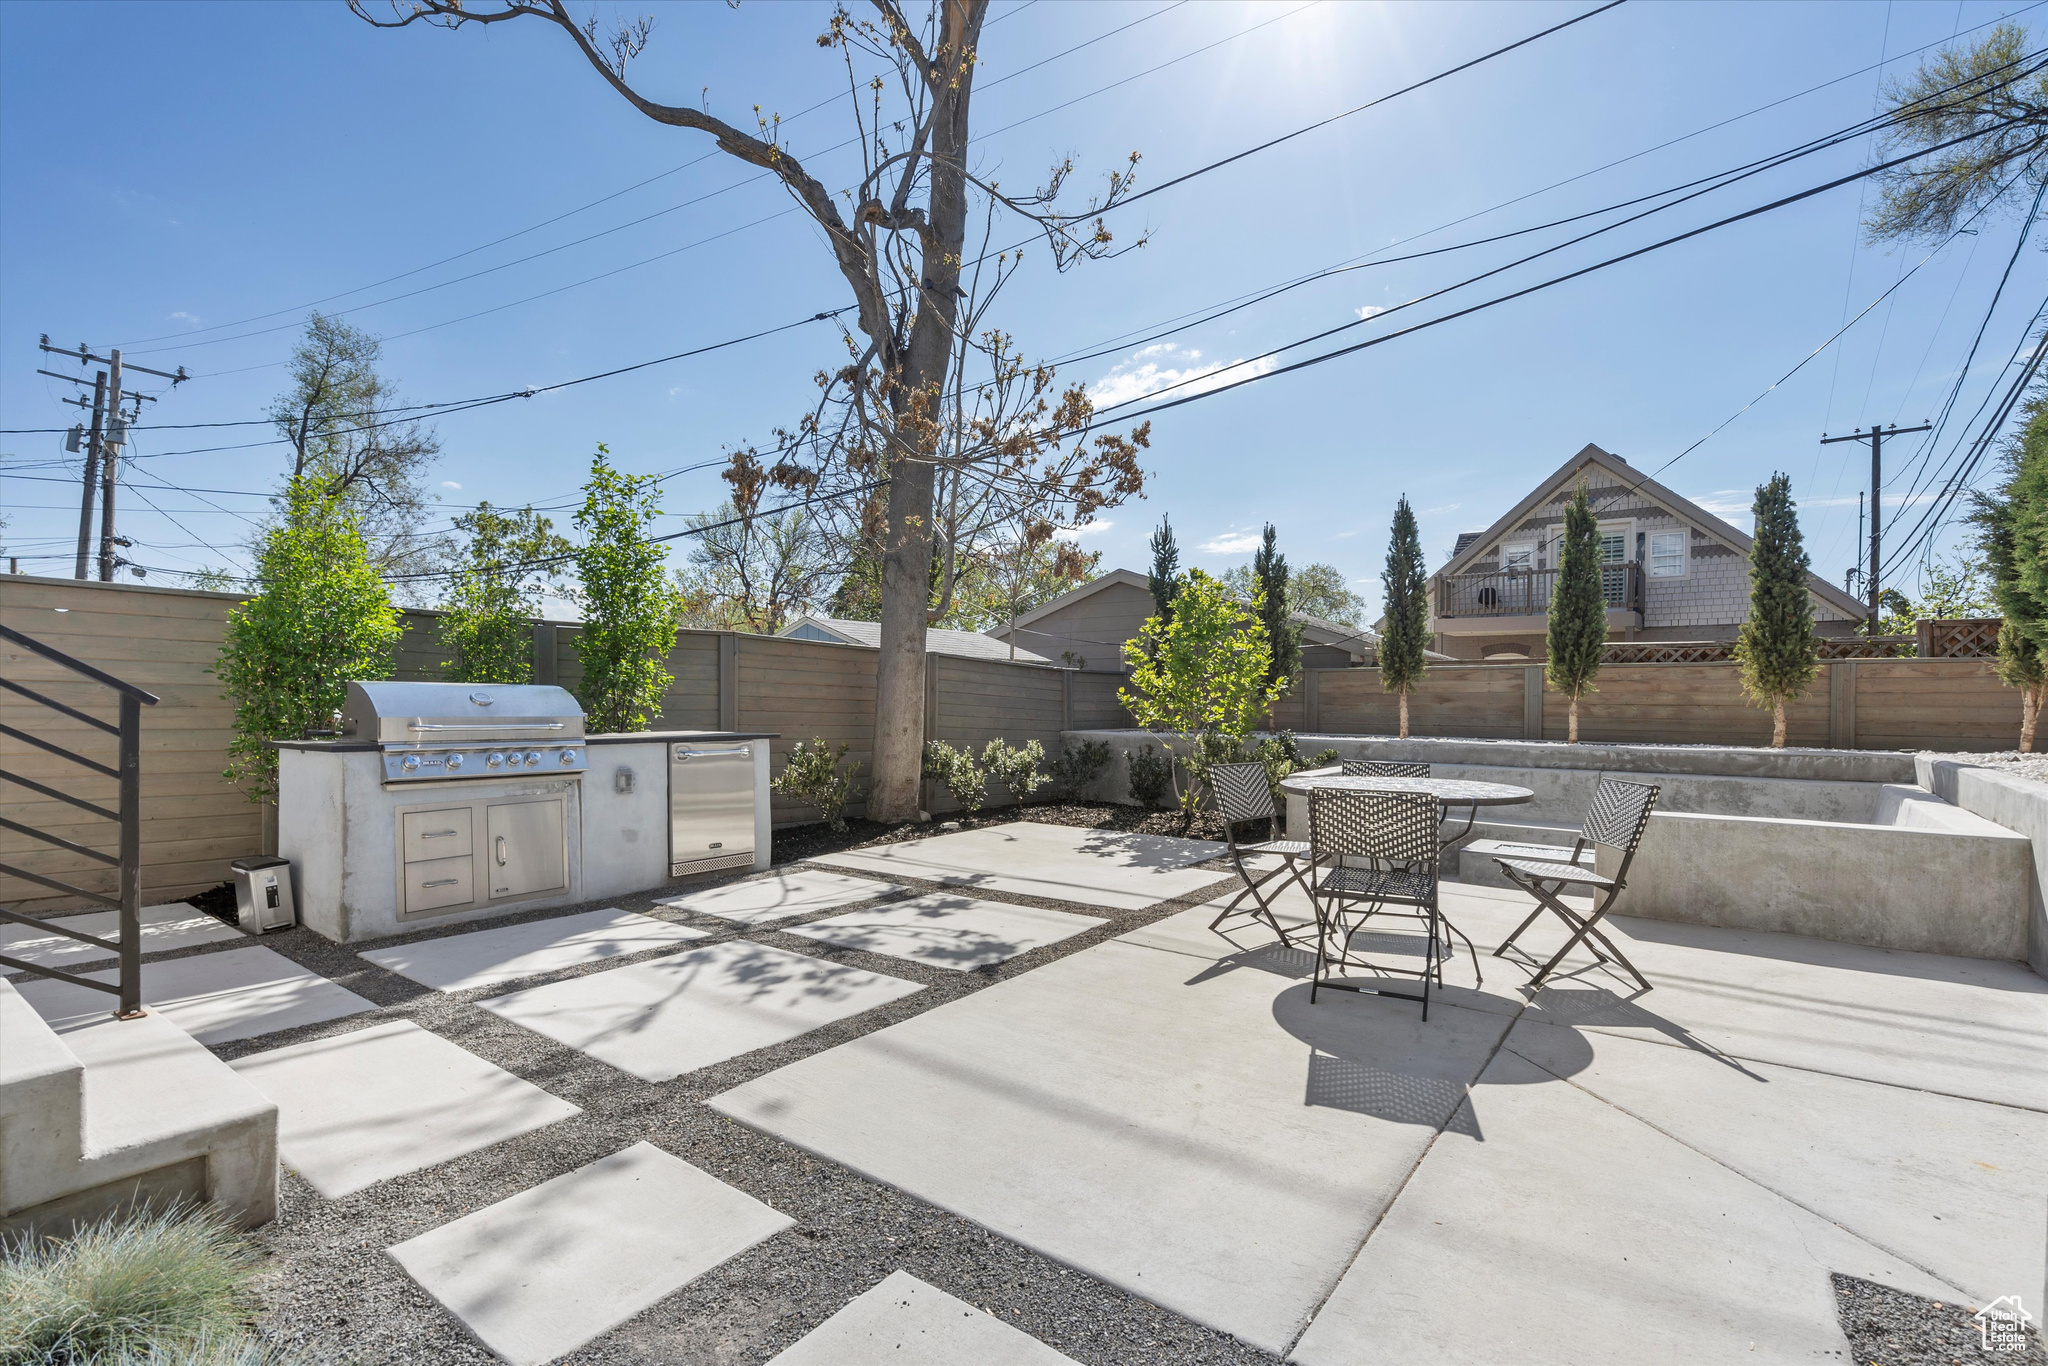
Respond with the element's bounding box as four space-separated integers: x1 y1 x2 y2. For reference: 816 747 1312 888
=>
1090 342 1275 410
1062 520 1114 538
1691 490 1752 516
1356 305 1387 321
440 480 462 490
1421 502 1460 516
168 310 203 327
1199 530 1264 555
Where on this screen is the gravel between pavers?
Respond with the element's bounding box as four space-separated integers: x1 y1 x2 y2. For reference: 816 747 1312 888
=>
1832 1273 2048 1366
182 807 1286 1366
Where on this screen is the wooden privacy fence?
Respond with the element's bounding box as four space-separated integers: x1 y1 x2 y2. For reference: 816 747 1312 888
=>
0 576 2026 913
1 576 1077 912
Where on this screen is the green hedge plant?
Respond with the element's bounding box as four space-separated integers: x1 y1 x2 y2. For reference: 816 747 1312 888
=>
921 741 986 814
980 739 1048 805
771 739 860 831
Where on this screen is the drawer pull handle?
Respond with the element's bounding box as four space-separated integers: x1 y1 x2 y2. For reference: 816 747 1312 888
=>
421 878 461 889
495 835 508 867
422 829 458 838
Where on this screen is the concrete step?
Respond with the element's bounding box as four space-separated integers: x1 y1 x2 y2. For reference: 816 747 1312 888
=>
0 978 277 1238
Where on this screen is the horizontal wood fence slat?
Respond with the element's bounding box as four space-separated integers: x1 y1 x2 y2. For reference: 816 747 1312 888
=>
4 575 2029 911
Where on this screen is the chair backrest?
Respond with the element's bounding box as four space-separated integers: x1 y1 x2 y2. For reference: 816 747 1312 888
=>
1309 788 1441 867
1582 778 1660 874
1209 763 1276 826
1342 760 1430 778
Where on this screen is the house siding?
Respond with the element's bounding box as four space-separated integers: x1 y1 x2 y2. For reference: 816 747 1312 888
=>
999 579 1156 672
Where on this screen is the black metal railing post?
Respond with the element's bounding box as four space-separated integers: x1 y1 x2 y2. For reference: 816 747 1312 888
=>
117 692 143 1018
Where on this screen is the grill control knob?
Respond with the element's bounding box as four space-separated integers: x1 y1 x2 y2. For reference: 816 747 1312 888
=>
486 752 505 769
400 755 420 773
524 751 542 766
445 753 465 771
559 750 577 767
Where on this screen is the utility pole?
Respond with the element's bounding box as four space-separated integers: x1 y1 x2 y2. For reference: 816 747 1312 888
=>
1821 422 1932 635
74 371 107 579
36 337 187 582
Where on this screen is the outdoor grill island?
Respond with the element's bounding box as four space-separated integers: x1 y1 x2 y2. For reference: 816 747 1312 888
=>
274 680 775 944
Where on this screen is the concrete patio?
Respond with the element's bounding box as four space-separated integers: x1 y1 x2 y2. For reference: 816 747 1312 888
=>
8 817 2043 1364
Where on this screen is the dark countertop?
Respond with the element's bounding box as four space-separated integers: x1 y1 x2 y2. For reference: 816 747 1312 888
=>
270 730 777 753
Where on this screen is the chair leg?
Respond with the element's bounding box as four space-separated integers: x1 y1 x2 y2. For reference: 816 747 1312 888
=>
1492 877 1550 959
1210 855 1300 945
1525 888 1651 993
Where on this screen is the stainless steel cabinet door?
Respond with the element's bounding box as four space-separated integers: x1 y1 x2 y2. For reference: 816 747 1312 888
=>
670 744 756 872
485 797 567 900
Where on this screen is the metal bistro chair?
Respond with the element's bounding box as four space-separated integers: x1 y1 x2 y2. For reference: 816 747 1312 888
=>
1306 788 1480 1021
1491 778 1661 993
1341 760 1430 778
1207 762 1316 946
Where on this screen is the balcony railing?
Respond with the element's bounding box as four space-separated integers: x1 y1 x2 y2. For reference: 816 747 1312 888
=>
1435 562 1644 619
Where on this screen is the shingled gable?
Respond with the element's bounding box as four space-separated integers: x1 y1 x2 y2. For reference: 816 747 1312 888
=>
1438 442 1868 620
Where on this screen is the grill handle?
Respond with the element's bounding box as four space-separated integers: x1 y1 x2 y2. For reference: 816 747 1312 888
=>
408 722 566 733
674 746 751 760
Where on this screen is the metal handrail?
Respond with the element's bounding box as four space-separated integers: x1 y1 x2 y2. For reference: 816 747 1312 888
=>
0 622 158 1018
1434 562 1645 619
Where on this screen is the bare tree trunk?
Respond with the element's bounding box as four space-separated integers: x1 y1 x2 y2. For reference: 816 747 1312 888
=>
1398 689 1409 740
1568 695 1579 744
2021 683 2041 754
1771 697 1787 749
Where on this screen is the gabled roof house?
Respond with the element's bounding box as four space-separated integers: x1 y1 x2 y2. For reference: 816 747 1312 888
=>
984 568 1390 673
778 615 1054 665
1430 443 1868 661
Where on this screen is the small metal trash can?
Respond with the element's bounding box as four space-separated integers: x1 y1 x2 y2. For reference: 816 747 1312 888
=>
229 856 296 934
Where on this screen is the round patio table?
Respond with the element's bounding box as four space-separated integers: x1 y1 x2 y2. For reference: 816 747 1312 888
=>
1277 772 1535 858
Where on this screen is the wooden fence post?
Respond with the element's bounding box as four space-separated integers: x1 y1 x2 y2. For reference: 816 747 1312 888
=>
532 622 557 685
1061 668 1073 732
1524 666 1544 740
1828 660 1857 750
718 633 739 732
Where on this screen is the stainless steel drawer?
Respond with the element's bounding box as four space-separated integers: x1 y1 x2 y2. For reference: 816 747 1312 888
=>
670 743 755 876
405 855 474 913
401 807 473 863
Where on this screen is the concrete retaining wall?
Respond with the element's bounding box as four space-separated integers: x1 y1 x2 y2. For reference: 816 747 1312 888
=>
1917 757 2048 977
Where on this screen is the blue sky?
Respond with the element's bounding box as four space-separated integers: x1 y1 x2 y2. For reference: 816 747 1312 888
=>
3 0 2042 616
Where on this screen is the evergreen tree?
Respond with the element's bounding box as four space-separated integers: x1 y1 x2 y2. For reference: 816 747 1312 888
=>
1972 383 2048 750
1148 513 1180 625
1546 485 1607 744
1252 523 1300 689
1732 474 1820 748
1378 496 1430 739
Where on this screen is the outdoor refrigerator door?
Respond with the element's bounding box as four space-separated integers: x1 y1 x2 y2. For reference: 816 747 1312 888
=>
670 744 756 870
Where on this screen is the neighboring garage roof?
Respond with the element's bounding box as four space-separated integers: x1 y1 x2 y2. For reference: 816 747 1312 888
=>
778 615 1056 666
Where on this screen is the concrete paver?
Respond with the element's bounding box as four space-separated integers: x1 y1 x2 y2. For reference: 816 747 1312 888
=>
229 1019 580 1198
1504 1015 2048 1306
479 940 924 1082
654 868 903 926
811 822 1228 911
1 902 243 975
387 1141 792 1366
359 908 707 993
780 893 1104 971
768 1270 1077 1365
17 944 375 1045
713 906 1513 1355
1290 1048 1959 1366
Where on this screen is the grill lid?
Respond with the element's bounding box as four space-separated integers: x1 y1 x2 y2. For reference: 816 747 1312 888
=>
342 681 585 746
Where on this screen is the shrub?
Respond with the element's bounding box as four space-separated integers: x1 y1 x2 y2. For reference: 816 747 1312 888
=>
921 741 986 814
980 739 1048 805
572 446 680 734
771 740 860 831
1125 744 1173 808
440 502 570 685
1186 729 1307 811
1047 739 1113 798
1308 747 1342 768
0 1203 268 1365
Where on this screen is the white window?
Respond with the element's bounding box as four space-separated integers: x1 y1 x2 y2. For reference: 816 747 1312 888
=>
1648 530 1688 578
1598 531 1627 564
1501 542 1534 571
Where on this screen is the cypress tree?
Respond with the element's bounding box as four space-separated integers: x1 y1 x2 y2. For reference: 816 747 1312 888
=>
1379 496 1430 739
1148 513 1180 626
1732 473 1820 748
1546 484 1606 744
1253 523 1300 689
1972 386 2048 750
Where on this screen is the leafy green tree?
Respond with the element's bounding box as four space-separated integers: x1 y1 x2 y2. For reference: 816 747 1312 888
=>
1147 513 1180 625
1252 524 1300 689
1732 474 1821 749
1973 383 2048 749
1378 496 1431 739
440 503 571 683
1120 568 1284 812
217 478 403 802
572 446 680 734
1288 562 1366 625
1865 24 2048 244
1546 485 1607 744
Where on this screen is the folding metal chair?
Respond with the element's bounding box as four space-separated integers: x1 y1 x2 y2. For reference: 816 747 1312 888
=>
1207 762 1315 945
1341 760 1430 777
1306 788 1480 1020
1491 778 1661 993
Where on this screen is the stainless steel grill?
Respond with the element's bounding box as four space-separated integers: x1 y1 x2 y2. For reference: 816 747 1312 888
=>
342 681 587 784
